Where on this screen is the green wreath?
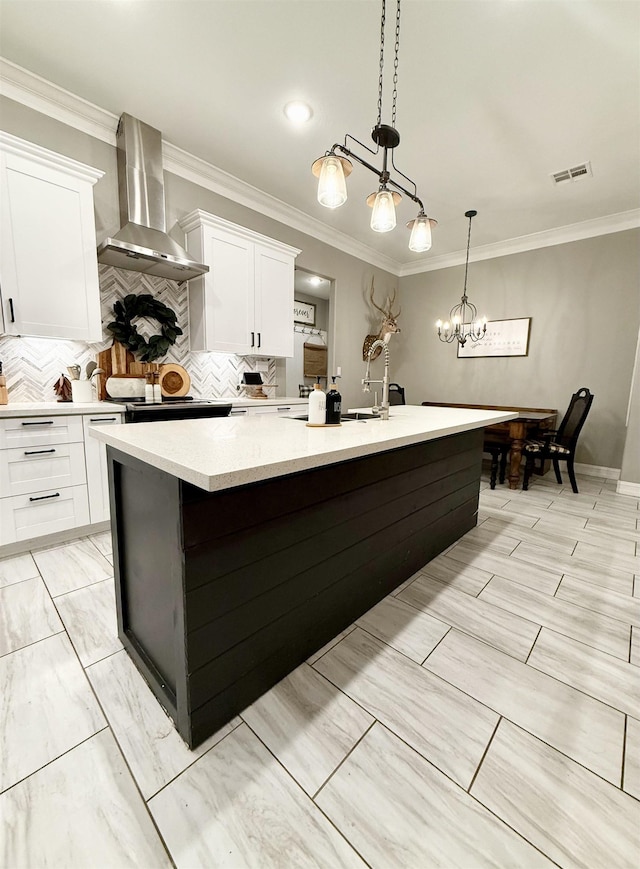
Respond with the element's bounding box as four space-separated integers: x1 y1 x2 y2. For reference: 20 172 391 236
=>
107 293 183 362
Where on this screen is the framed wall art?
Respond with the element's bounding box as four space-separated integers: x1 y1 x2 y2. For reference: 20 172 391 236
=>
293 300 316 326
457 317 531 358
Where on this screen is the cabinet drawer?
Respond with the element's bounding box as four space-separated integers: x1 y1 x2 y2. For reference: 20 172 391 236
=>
0 442 86 497
0 415 84 449
0 484 90 545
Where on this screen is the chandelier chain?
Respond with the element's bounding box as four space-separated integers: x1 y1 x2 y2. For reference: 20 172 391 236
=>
392 0 401 128
376 0 386 128
462 212 472 299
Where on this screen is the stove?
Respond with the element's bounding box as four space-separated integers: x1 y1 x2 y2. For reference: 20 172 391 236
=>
104 396 232 423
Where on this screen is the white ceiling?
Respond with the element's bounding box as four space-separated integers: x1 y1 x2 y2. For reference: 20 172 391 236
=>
1 0 639 272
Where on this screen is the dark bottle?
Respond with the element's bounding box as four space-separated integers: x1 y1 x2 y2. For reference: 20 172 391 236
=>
325 376 342 424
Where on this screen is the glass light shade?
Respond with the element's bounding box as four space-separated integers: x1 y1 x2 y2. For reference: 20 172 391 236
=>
370 190 397 232
317 156 347 209
408 215 433 252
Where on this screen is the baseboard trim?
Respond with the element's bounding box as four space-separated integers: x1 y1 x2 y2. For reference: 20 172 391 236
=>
0 520 111 559
574 463 620 480
616 480 640 497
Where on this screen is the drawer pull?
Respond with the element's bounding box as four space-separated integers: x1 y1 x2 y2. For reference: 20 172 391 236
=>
29 492 60 502
232 409 248 414
277 407 291 411
9 298 15 323
21 420 54 426
24 449 56 456
89 417 118 423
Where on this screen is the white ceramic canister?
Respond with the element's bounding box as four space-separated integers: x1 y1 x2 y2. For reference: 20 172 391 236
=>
105 376 146 399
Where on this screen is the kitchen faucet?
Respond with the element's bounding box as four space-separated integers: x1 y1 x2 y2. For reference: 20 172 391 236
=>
362 339 391 420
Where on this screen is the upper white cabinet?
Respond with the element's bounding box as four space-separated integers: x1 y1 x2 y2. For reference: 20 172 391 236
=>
180 210 300 357
0 131 104 341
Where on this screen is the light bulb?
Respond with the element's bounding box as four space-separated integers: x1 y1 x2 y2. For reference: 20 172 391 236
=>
408 214 433 252
317 156 347 209
370 190 397 232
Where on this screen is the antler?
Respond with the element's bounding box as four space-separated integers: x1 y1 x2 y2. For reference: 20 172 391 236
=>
369 278 388 316
386 288 401 320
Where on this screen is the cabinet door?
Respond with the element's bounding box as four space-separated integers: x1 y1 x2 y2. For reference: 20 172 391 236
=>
83 413 123 524
200 227 254 354
0 134 103 341
253 244 295 357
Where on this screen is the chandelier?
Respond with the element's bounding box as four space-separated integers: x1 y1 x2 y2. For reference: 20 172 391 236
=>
311 0 437 252
436 210 487 346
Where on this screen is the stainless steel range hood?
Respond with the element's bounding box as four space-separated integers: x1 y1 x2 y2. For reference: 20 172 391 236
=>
97 113 208 281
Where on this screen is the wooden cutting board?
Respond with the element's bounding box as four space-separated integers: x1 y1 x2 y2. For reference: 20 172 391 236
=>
95 341 135 400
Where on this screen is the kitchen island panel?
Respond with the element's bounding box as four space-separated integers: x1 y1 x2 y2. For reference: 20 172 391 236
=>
108 429 483 747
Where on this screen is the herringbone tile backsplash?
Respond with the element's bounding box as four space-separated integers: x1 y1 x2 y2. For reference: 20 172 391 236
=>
0 266 275 402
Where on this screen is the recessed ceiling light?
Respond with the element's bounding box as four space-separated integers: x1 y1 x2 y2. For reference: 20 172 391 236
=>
284 101 313 125
309 276 323 286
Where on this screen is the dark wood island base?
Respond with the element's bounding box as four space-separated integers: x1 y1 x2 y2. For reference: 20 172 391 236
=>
108 427 483 748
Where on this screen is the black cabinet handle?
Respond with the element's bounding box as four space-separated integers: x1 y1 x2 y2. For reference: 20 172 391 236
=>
9 298 15 323
251 331 255 347
89 417 117 423
24 449 56 456
29 492 60 502
257 332 261 349
21 420 54 426
277 407 291 411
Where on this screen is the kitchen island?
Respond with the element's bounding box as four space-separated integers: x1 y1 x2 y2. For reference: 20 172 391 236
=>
92 405 515 748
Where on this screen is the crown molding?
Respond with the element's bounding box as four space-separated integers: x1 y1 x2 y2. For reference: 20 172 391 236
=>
2 58 637 278
399 209 640 276
0 130 104 183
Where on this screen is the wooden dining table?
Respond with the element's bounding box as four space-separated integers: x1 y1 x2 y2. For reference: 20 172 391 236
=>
421 402 557 489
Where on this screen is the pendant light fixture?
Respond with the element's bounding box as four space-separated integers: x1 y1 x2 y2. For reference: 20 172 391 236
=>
436 210 487 346
311 0 437 252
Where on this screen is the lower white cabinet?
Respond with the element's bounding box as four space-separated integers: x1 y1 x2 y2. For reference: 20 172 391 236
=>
0 410 122 545
83 413 123 524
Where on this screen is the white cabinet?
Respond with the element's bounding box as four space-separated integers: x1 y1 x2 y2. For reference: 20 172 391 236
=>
83 412 123 524
0 131 104 341
180 210 300 357
0 414 89 544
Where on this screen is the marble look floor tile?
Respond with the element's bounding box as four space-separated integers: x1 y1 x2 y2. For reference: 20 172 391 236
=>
314 627 498 788
0 633 105 792
242 662 373 796
356 595 449 663
306 626 356 664
593 490 640 511
527 628 640 718
33 538 112 597
477 505 538 528
0 553 39 588
631 627 640 666
416 555 493 596
573 540 640 574
399 573 539 661
55 578 122 667
460 524 521 555
424 629 624 784
389 573 418 596
0 576 63 657
623 715 640 800
556 574 640 627
533 516 638 554
88 530 113 562
591 500 640 520
87 649 239 800
585 513 640 534
511 541 634 593
477 490 511 509
0 729 171 868
479 576 631 660
544 491 597 509
446 540 561 594
316 722 553 869
149 723 366 869
480 516 577 554
471 719 640 869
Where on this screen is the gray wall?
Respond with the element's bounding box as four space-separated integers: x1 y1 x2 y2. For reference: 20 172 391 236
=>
620 329 640 485
394 231 640 470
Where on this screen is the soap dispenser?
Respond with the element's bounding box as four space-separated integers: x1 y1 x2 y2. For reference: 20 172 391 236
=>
308 377 326 425
325 376 342 425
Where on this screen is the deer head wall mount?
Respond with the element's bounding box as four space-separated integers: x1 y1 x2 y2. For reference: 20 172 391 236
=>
362 279 401 361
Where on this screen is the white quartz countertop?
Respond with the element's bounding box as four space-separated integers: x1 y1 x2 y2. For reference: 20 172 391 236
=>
0 401 128 417
90 405 517 493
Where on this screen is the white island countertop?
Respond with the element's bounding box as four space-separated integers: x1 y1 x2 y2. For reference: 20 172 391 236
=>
90 405 517 493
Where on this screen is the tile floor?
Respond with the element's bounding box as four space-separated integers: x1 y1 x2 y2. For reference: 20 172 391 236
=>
1 468 639 868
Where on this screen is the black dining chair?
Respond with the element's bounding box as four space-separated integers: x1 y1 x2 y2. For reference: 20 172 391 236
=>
522 387 594 494
388 383 406 405
484 437 510 490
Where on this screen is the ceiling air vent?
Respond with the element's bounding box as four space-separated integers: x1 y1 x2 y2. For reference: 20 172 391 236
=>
551 161 593 186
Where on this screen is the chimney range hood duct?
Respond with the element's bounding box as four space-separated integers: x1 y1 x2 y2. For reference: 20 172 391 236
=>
97 113 208 281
